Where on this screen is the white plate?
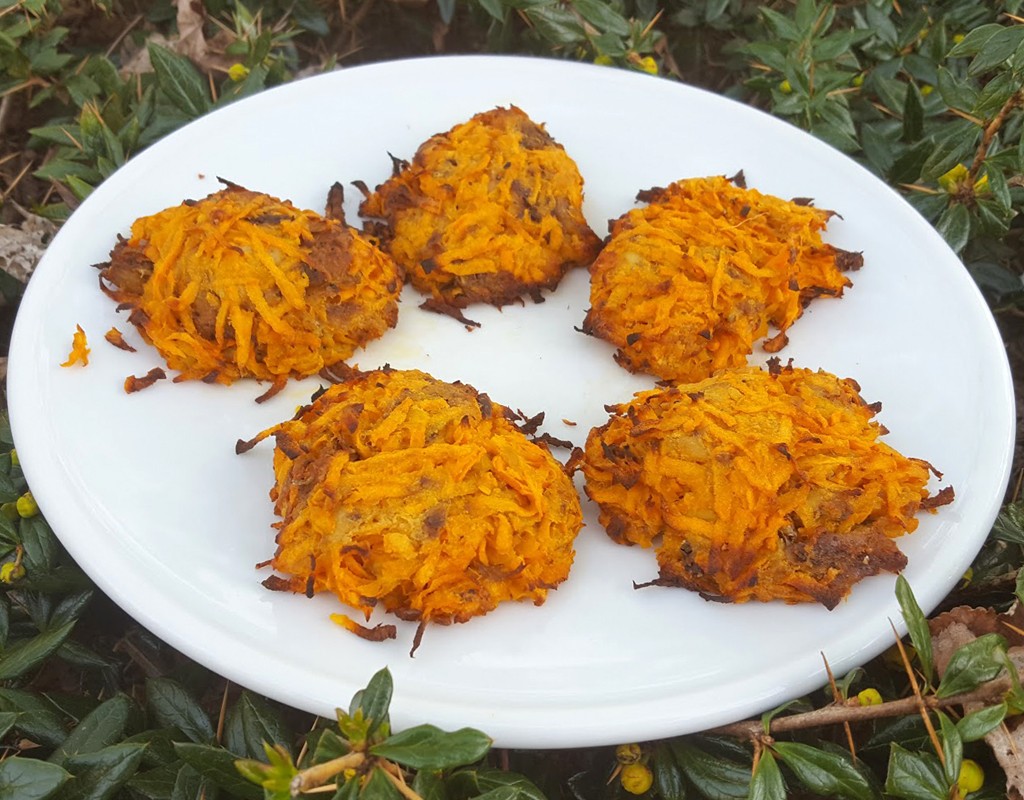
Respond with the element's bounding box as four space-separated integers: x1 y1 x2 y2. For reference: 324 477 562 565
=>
9 56 1015 748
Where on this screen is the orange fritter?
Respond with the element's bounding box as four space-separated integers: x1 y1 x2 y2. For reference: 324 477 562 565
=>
240 368 582 632
582 361 953 608
359 106 602 308
583 174 861 383
98 182 401 387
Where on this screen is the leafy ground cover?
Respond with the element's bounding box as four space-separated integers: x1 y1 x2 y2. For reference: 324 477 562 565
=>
1 0 1023 798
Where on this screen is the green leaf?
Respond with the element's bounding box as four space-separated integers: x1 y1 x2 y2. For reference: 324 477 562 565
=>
936 633 1008 698
62 743 146 800
0 711 16 740
49 694 132 767
920 123 979 182
0 689 67 747
174 742 262 799
49 590 93 629
672 741 750 800
351 668 393 738
147 44 210 118
125 763 180 800
20 516 59 575
887 138 932 184
743 42 789 73
760 8 799 41
937 712 963 785
145 678 214 744
310 728 350 763
771 742 875 800
56 640 115 671
412 770 448 800
748 751 783 800
653 742 686 800
934 202 971 254
984 165 1012 211
360 767 402 800
476 0 505 21
985 498 1024 544
0 757 70 800
974 70 1016 119
0 598 9 649
523 5 586 45
572 0 630 36
884 744 947 800
947 24 1004 57
936 67 978 112
370 725 491 770
894 575 935 686
902 83 924 142
224 691 291 760
0 620 75 680
169 763 206 800
445 768 545 800
968 27 1024 75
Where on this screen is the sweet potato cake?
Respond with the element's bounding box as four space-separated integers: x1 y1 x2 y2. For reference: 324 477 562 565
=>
582 175 861 383
358 106 602 308
98 182 401 387
238 367 583 637
581 361 953 608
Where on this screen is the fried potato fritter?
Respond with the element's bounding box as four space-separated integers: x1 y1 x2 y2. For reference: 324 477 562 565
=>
359 106 602 308
241 368 583 633
583 175 861 382
99 182 401 386
582 362 953 608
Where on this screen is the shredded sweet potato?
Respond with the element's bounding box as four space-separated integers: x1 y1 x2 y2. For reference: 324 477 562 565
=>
98 183 401 385
582 361 953 608
360 106 602 308
583 175 861 382
241 368 583 635
60 324 90 367
104 326 136 352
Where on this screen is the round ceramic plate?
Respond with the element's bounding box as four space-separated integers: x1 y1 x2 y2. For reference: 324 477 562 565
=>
8 56 1015 748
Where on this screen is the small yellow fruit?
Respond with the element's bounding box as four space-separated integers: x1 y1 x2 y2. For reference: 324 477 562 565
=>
594 55 614 66
852 73 865 87
9 449 19 467
921 84 934 96
639 56 657 75
958 759 984 795
228 63 250 82
953 33 966 44
938 163 969 192
857 688 883 706
0 562 25 583
779 79 793 93
616 744 643 764
620 763 653 795
16 492 38 518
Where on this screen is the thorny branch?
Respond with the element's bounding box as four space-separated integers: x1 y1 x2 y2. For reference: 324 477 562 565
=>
709 674 1017 740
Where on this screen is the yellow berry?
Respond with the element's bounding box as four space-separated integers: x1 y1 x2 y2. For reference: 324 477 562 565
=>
620 763 653 795
0 562 25 583
958 759 984 795
779 79 793 94
938 163 968 192
594 55 614 66
9 450 18 467
638 56 657 75
973 174 990 195
920 84 933 96
228 63 250 82
16 492 38 518
852 73 864 87
857 687 883 706
953 33 965 44
616 744 643 764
